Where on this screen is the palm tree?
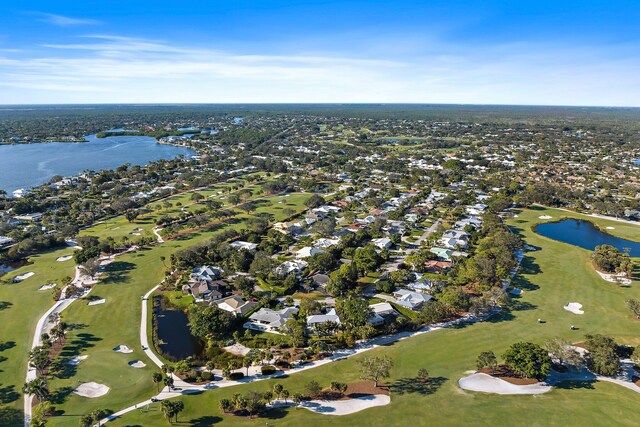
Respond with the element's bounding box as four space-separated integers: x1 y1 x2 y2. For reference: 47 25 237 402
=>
23 378 49 403
152 372 163 392
161 400 174 424
173 400 184 422
273 383 283 401
164 376 174 391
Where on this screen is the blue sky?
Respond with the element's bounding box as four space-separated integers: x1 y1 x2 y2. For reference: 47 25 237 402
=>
1 0 639 105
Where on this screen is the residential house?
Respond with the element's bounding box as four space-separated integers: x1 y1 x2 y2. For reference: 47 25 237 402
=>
440 230 469 249
296 246 324 258
182 280 226 302
0 236 13 248
190 265 223 282
393 289 432 310
368 302 396 326
424 260 453 274
371 237 393 250
229 241 258 251
313 238 340 249
216 296 258 317
244 307 299 332
13 213 43 222
306 308 341 329
275 259 308 276
466 203 488 216
310 273 330 287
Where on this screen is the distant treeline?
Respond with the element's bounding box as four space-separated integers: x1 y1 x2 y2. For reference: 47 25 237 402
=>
95 129 197 139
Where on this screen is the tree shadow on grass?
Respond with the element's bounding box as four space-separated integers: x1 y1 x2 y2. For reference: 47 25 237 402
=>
0 406 22 427
512 275 539 292
554 379 595 390
0 384 20 404
59 333 102 358
0 341 15 352
389 376 448 395
519 256 542 276
0 301 12 311
264 406 289 420
49 386 75 405
102 261 136 284
189 416 223 426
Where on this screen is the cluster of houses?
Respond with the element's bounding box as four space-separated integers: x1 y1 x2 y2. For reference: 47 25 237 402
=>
176 182 495 341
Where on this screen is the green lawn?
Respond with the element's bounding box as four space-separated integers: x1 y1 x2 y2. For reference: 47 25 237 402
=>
0 180 311 425
0 247 77 415
108 205 640 427
39 190 310 426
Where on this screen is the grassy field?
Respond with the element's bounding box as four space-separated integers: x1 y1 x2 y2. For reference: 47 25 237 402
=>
0 177 312 425
107 205 640 427
0 247 77 417
38 190 311 426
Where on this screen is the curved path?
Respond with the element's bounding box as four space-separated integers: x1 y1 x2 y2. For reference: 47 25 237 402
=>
24 266 93 426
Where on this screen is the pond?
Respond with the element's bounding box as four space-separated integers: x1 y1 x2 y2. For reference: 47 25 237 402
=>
535 218 640 257
154 297 203 360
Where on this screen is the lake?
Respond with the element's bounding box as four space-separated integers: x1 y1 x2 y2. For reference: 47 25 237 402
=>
0 134 195 194
154 298 202 360
535 218 640 257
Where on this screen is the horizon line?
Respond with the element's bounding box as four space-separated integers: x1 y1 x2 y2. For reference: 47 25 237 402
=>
0 102 639 109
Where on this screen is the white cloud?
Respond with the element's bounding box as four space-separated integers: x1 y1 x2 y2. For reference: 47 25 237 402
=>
29 12 100 27
0 34 639 105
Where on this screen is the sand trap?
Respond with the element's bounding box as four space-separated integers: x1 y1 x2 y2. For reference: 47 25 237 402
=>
133 227 143 232
564 302 584 315
596 270 632 285
272 395 390 415
74 382 110 398
67 355 88 365
38 284 57 290
128 360 146 368
13 272 34 282
458 373 550 395
606 226 615 230
113 344 133 353
88 298 106 306
538 215 553 219
56 255 73 262
509 288 522 296
131 232 141 236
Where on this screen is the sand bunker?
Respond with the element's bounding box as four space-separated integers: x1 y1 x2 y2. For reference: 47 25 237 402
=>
113 345 133 353
88 299 106 306
67 355 88 365
564 302 584 314
606 226 615 230
509 288 522 296
38 284 57 291
596 270 632 285
272 395 390 415
56 255 73 262
13 272 34 282
74 382 110 398
131 232 141 236
458 373 550 395
128 360 146 368
538 215 553 219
